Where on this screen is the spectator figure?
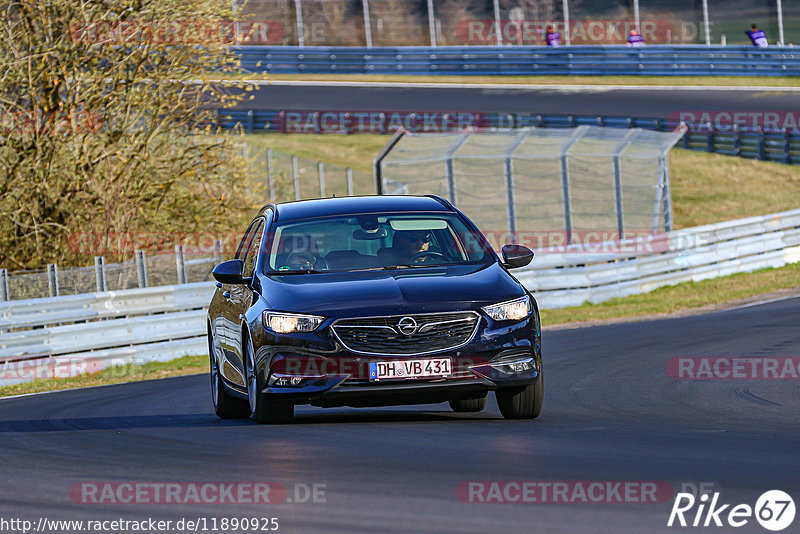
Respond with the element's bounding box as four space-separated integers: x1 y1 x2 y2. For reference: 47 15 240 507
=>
746 24 769 47
627 29 645 47
545 25 561 47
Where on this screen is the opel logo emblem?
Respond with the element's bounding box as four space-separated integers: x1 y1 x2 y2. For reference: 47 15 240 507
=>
396 316 418 336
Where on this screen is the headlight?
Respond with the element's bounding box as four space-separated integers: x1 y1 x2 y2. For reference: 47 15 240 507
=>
263 311 325 334
482 295 531 322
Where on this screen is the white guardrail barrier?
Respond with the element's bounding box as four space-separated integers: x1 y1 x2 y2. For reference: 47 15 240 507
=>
1 208 799 385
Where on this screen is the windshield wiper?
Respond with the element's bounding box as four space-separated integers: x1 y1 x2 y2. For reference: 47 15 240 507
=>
266 269 326 275
381 264 436 270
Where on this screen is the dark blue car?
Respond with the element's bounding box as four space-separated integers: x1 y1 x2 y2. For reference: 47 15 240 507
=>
207 195 542 423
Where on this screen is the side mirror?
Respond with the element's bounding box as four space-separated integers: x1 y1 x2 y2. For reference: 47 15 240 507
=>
212 259 249 285
501 244 534 269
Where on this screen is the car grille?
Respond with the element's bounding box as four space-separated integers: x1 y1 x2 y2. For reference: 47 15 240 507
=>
331 311 480 356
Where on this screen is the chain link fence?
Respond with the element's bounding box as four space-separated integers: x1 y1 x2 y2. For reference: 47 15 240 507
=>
377 126 685 248
240 0 798 47
0 144 375 302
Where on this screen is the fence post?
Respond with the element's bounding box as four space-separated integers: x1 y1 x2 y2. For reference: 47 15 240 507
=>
318 161 326 197
558 127 588 245
94 256 106 292
213 239 224 264
346 167 354 196
444 133 470 206
362 0 373 48
294 0 304 46
292 155 301 200
267 148 275 201
175 245 187 284
135 250 148 288
247 110 254 134
0 268 8 301
47 263 60 297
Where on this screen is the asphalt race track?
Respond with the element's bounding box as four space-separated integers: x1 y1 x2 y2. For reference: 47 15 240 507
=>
2 295 800 533
242 82 800 119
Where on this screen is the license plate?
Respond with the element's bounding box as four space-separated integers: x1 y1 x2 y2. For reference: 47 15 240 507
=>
369 357 452 381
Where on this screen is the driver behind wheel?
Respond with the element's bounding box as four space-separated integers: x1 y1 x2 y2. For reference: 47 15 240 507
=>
389 230 434 265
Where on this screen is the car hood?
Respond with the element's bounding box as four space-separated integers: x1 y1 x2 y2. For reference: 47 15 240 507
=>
259 263 525 318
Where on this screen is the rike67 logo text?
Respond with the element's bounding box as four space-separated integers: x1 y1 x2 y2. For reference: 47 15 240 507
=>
668 490 795 531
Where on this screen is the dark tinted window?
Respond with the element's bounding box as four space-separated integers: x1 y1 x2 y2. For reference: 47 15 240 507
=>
265 213 493 273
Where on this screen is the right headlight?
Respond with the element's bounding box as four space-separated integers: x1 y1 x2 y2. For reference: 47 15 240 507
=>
482 295 531 322
263 311 325 334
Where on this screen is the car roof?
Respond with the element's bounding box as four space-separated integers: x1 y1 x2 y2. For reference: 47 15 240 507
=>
259 195 454 222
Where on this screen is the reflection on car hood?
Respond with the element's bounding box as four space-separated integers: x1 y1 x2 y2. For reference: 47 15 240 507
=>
261 263 524 317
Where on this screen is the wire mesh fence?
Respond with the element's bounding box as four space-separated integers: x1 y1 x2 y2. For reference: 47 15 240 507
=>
378 126 685 250
0 144 376 302
239 0 797 47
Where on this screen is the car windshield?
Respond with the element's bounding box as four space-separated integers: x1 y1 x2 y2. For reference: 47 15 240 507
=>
264 212 494 273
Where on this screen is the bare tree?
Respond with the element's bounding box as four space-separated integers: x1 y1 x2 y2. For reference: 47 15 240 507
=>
0 0 262 268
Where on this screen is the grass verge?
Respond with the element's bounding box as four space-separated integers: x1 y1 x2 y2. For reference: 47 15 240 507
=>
0 355 206 398
232 73 800 87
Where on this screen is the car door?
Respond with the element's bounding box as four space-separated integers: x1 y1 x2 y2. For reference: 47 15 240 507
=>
214 218 261 388
226 216 266 380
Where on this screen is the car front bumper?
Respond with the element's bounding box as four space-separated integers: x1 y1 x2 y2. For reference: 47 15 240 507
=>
251 311 541 408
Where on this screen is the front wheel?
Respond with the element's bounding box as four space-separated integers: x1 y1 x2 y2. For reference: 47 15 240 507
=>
245 334 294 424
210 334 249 419
496 373 543 420
449 395 487 412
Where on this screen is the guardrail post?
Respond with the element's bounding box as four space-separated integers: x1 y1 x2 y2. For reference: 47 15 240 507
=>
346 167 354 196
758 130 766 160
733 126 741 156
0 268 8 301
318 161 325 197
175 245 187 285
94 256 106 292
706 130 714 152
783 129 791 164
267 148 275 201
247 110 254 134
135 250 148 288
47 263 60 297
291 155 301 200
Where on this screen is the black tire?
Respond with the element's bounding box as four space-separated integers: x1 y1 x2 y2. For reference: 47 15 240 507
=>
496 373 544 420
449 395 487 412
209 333 250 419
244 334 294 424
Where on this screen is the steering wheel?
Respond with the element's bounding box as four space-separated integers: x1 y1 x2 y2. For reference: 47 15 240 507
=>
286 251 318 270
411 251 444 264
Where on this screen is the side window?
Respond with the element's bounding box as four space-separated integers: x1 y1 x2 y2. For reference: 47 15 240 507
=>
235 220 259 260
242 220 264 278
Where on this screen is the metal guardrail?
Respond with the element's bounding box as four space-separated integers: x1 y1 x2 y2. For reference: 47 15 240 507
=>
1 208 799 385
519 209 800 309
235 45 800 76
220 110 800 165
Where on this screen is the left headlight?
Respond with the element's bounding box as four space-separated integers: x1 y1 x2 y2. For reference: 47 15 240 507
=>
482 295 531 322
264 311 325 334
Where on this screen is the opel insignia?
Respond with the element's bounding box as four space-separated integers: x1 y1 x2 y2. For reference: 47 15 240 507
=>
207 195 543 423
